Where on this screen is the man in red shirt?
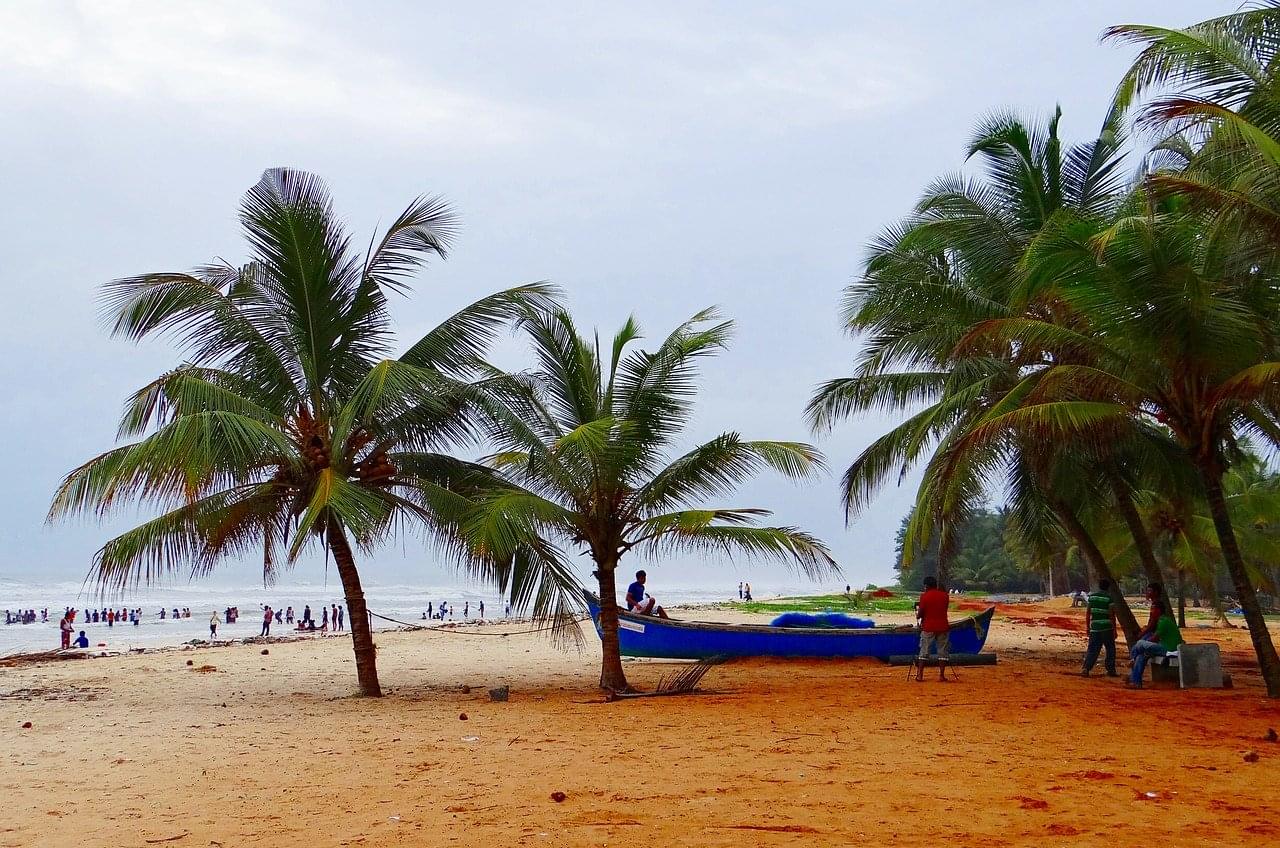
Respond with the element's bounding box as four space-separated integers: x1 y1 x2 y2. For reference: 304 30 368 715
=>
915 575 951 681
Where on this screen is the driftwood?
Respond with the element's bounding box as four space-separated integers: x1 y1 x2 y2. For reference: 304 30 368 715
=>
605 657 726 701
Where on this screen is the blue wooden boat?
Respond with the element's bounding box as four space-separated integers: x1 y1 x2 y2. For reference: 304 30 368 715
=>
584 593 994 660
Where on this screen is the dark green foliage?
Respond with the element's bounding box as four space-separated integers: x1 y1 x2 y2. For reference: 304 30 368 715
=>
893 509 1046 594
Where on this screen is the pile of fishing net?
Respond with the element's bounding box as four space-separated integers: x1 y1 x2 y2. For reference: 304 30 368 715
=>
769 612 875 629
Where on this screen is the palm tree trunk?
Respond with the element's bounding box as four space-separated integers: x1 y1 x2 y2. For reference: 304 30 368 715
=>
1104 467 1171 616
593 561 630 692
1197 459 1280 698
1176 567 1186 628
1051 500 1141 644
1051 547 1068 596
327 520 382 697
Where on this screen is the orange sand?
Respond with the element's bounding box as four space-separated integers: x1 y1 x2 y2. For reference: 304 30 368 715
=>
2 603 1278 847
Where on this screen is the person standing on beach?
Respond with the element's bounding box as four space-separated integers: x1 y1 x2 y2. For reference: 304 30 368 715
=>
337 605 344 631
478 601 484 618
1082 579 1119 677
285 606 294 624
59 613 73 649
321 606 329 630
209 612 218 639
261 606 273 637
738 582 743 599
915 576 951 681
743 582 752 601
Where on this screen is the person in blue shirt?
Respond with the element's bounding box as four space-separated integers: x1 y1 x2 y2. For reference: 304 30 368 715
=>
625 570 668 619
73 631 89 649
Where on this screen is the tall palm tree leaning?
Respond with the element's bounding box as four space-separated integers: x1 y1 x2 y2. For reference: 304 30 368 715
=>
460 306 838 692
806 108 1140 617
47 168 559 697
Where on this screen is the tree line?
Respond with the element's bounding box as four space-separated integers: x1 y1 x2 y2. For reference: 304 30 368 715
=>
893 440 1280 610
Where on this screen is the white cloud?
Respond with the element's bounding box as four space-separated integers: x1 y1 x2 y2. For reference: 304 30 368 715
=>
0 0 548 146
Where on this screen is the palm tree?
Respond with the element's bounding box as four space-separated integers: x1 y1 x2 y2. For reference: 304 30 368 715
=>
965 192 1280 695
807 109 1138 608
47 168 559 697
459 306 837 691
1091 444 1280 624
1107 4 1280 242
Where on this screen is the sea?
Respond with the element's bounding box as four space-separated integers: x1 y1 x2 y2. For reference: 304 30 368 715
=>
0 576 822 657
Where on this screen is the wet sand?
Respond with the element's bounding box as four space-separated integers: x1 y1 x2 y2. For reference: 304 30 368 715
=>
2 601 1278 847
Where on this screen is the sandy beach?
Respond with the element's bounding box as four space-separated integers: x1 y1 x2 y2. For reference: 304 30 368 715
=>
3 600 1278 848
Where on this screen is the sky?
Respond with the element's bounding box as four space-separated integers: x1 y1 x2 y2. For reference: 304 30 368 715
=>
0 0 1225 593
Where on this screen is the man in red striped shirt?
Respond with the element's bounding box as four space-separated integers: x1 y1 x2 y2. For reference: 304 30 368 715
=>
915 576 951 682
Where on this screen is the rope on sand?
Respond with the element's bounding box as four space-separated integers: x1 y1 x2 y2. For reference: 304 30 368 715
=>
367 609 588 637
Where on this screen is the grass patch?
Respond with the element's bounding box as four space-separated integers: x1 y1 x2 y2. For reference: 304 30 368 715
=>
730 593 921 614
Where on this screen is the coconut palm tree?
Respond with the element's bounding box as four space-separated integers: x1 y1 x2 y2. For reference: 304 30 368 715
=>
1108 4 1280 242
459 306 837 691
962 191 1280 695
807 108 1137 601
1090 444 1280 624
47 168 560 697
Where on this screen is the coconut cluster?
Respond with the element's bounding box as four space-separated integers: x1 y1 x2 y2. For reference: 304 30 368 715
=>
294 406 331 470
356 451 396 483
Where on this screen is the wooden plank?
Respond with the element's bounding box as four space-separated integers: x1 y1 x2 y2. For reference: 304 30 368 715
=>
886 653 997 667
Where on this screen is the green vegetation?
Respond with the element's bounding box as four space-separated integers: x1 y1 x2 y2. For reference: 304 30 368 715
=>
449 307 837 692
809 6 1280 696
733 593 921 614
48 170 558 696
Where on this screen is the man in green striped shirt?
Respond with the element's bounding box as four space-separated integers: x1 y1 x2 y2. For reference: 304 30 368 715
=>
1081 578 1119 677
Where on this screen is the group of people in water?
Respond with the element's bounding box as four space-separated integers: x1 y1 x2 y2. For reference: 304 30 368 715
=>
40 601 355 650
421 600 507 620
5 609 48 625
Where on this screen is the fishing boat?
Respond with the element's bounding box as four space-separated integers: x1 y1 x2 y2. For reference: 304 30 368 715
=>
584 593 994 660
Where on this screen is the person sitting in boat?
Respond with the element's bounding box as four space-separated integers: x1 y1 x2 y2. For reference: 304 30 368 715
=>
625 570 669 619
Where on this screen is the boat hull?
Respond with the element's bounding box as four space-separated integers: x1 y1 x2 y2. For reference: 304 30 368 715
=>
584 594 994 660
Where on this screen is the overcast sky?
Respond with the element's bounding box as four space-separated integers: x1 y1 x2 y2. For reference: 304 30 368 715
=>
0 1 1223 593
